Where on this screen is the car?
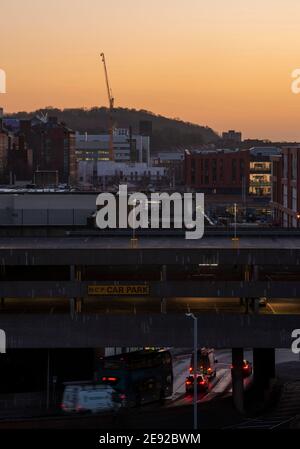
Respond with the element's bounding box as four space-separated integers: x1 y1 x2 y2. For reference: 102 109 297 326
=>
189 348 217 379
231 360 252 378
185 374 209 394
242 360 252 377
259 297 268 307
61 383 120 414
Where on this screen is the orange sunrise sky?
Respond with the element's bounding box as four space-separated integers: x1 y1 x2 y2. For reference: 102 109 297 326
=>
1 0 300 140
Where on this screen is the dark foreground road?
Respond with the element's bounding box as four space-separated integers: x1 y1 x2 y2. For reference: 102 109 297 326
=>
0 396 244 430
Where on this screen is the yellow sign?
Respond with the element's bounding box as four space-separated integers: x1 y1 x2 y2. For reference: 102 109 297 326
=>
88 285 150 296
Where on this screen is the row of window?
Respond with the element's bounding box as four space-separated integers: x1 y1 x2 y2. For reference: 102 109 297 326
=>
190 158 245 184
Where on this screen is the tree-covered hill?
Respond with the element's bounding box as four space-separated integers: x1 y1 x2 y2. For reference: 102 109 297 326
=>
8 107 219 152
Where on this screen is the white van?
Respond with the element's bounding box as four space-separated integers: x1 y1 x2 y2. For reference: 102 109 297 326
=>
61 383 120 414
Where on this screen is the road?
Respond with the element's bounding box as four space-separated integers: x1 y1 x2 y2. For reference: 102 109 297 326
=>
0 348 298 429
168 349 253 408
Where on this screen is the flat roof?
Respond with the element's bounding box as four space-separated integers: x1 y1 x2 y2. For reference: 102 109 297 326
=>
0 235 300 250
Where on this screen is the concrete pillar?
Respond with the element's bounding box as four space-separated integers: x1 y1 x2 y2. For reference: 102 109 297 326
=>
252 298 260 314
243 265 250 314
253 348 275 394
244 265 260 314
231 348 244 413
245 298 250 314
75 298 83 313
69 298 75 318
70 265 75 281
70 265 83 315
160 265 167 314
70 265 76 317
251 266 260 314
94 348 105 381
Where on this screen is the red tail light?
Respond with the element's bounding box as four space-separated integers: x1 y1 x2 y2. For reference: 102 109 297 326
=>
207 368 212 372
189 367 192 372
186 380 192 385
102 376 118 382
119 394 126 400
76 406 84 412
243 365 249 370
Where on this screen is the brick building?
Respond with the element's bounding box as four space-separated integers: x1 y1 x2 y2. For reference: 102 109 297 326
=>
4 116 76 185
0 119 9 182
185 149 249 194
271 146 300 227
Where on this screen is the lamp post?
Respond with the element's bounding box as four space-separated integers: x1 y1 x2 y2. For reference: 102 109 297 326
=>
234 202 237 240
186 313 198 430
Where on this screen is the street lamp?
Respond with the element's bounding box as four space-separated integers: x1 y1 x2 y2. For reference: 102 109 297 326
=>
186 312 198 430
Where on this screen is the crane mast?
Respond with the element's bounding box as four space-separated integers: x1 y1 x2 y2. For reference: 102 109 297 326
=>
100 52 114 161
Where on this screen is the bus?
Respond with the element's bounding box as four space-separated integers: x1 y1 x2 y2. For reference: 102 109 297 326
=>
96 349 173 407
189 348 217 379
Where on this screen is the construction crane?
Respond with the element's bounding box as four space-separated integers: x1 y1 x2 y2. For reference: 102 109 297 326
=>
100 52 114 161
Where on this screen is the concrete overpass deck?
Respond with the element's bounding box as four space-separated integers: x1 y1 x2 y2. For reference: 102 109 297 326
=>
1 235 300 249
0 234 300 265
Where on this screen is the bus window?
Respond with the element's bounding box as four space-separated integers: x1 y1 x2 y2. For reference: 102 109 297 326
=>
97 350 173 406
103 360 124 370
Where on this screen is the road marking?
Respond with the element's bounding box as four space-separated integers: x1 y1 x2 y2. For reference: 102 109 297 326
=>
225 415 295 430
267 302 276 314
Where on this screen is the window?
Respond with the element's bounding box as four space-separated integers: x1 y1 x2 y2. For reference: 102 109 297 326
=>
212 159 217 183
204 159 209 184
292 187 297 212
219 159 224 181
240 159 244 181
292 153 297 180
283 154 288 178
283 185 288 208
191 158 196 184
232 159 237 182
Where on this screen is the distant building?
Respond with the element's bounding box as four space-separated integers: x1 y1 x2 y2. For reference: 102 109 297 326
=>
184 149 249 194
222 130 242 144
34 170 59 187
4 116 76 185
75 128 150 165
78 160 167 188
271 146 300 227
152 151 185 186
0 119 9 182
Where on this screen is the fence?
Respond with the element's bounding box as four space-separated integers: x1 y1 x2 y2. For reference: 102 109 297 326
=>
0 209 94 226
